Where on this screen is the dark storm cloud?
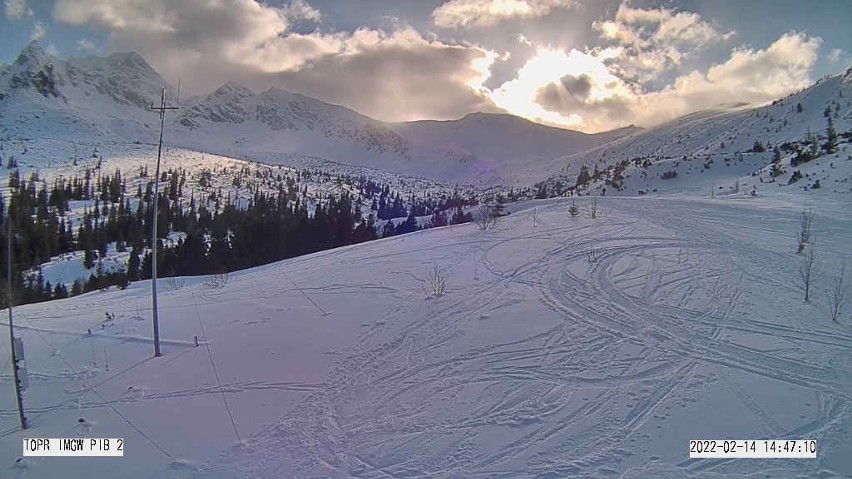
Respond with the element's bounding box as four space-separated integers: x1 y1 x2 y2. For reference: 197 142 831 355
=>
534 76 630 122
559 73 592 99
268 39 502 121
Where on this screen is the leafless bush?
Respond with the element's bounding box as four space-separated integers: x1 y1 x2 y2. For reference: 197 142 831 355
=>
569 199 580 217
589 197 598 219
204 270 230 289
473 204 497 230
426 264 447 297
828 262 846 322
165 276 186 291
587 241 599 263
800 242 817 302
797 207 815 253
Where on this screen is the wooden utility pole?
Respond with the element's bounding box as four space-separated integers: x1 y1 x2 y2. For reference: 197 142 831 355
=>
149 87 179 357
6 218 27 429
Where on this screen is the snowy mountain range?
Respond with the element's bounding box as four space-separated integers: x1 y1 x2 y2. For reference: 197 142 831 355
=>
0 41 639 184
2 40 850 191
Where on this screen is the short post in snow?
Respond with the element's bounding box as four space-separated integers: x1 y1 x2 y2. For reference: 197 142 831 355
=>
6 219 28 429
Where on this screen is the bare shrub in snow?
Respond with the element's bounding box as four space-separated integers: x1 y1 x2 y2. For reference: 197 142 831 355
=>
426 264 447 297
587 241 599 263
473 204 497 230
589 197 598 219
797 207 815 253
165 275 185 291
828 262 846 322
800 242 817 302
205 270 230 289
569 200 580 217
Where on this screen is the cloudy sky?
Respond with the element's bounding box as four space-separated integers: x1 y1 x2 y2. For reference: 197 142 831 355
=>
1 0 850 132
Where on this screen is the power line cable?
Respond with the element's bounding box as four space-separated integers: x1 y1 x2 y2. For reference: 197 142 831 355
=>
190 291 241 443
26 325 176 461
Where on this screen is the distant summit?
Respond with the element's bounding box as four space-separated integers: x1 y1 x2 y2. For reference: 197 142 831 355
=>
14 40 49 67
4 40 63 98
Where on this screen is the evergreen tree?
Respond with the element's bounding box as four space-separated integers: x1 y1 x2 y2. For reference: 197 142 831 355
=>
825 116 838 154
770 147 786 177
382 220 396 238
396 213 419 235
83 248 96 269
576 165 591 187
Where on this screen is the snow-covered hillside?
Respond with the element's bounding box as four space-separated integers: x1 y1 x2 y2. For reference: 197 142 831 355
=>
394 113 640 186
2 185 851 478
541 67 852 198
0 137 473 288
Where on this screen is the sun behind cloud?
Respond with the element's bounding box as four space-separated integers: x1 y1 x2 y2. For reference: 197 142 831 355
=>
491 49 633 129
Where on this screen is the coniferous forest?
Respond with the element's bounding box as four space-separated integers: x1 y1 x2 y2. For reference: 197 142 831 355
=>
0 164 477 308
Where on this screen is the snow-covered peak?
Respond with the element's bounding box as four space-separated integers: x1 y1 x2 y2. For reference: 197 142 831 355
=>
181 82 256 125
842 65 852 84
65 50 171 109
14 40 49 69
1 40 64 99
212 81 255 99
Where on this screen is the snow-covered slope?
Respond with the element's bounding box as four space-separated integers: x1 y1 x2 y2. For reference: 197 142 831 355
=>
2 186 851 478
174 83 413 177
0 137 472 288
542 67 852 197
394 113 640 185
165 86 639 185
0 42 634 185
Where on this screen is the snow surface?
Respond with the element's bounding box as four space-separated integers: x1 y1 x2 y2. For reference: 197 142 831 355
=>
2 189 851 478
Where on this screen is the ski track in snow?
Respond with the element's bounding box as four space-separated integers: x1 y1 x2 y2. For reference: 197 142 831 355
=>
1 197 850 478
163 197 852 479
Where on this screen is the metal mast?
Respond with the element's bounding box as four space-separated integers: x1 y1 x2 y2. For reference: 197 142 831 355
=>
149 87 178 357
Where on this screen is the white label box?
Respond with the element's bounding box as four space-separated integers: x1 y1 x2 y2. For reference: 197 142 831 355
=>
689 439 816 458
23 438 124 457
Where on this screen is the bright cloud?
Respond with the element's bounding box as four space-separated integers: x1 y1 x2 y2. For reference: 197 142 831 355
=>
76 38 96 52
53 0 332 72
4 0 30 19
490 48 635 130
487 32 821 132
30 20 46 41
827 48 845 63
593 2 734 83
282 0 322 23
629 33 820 126
432 0 573 29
